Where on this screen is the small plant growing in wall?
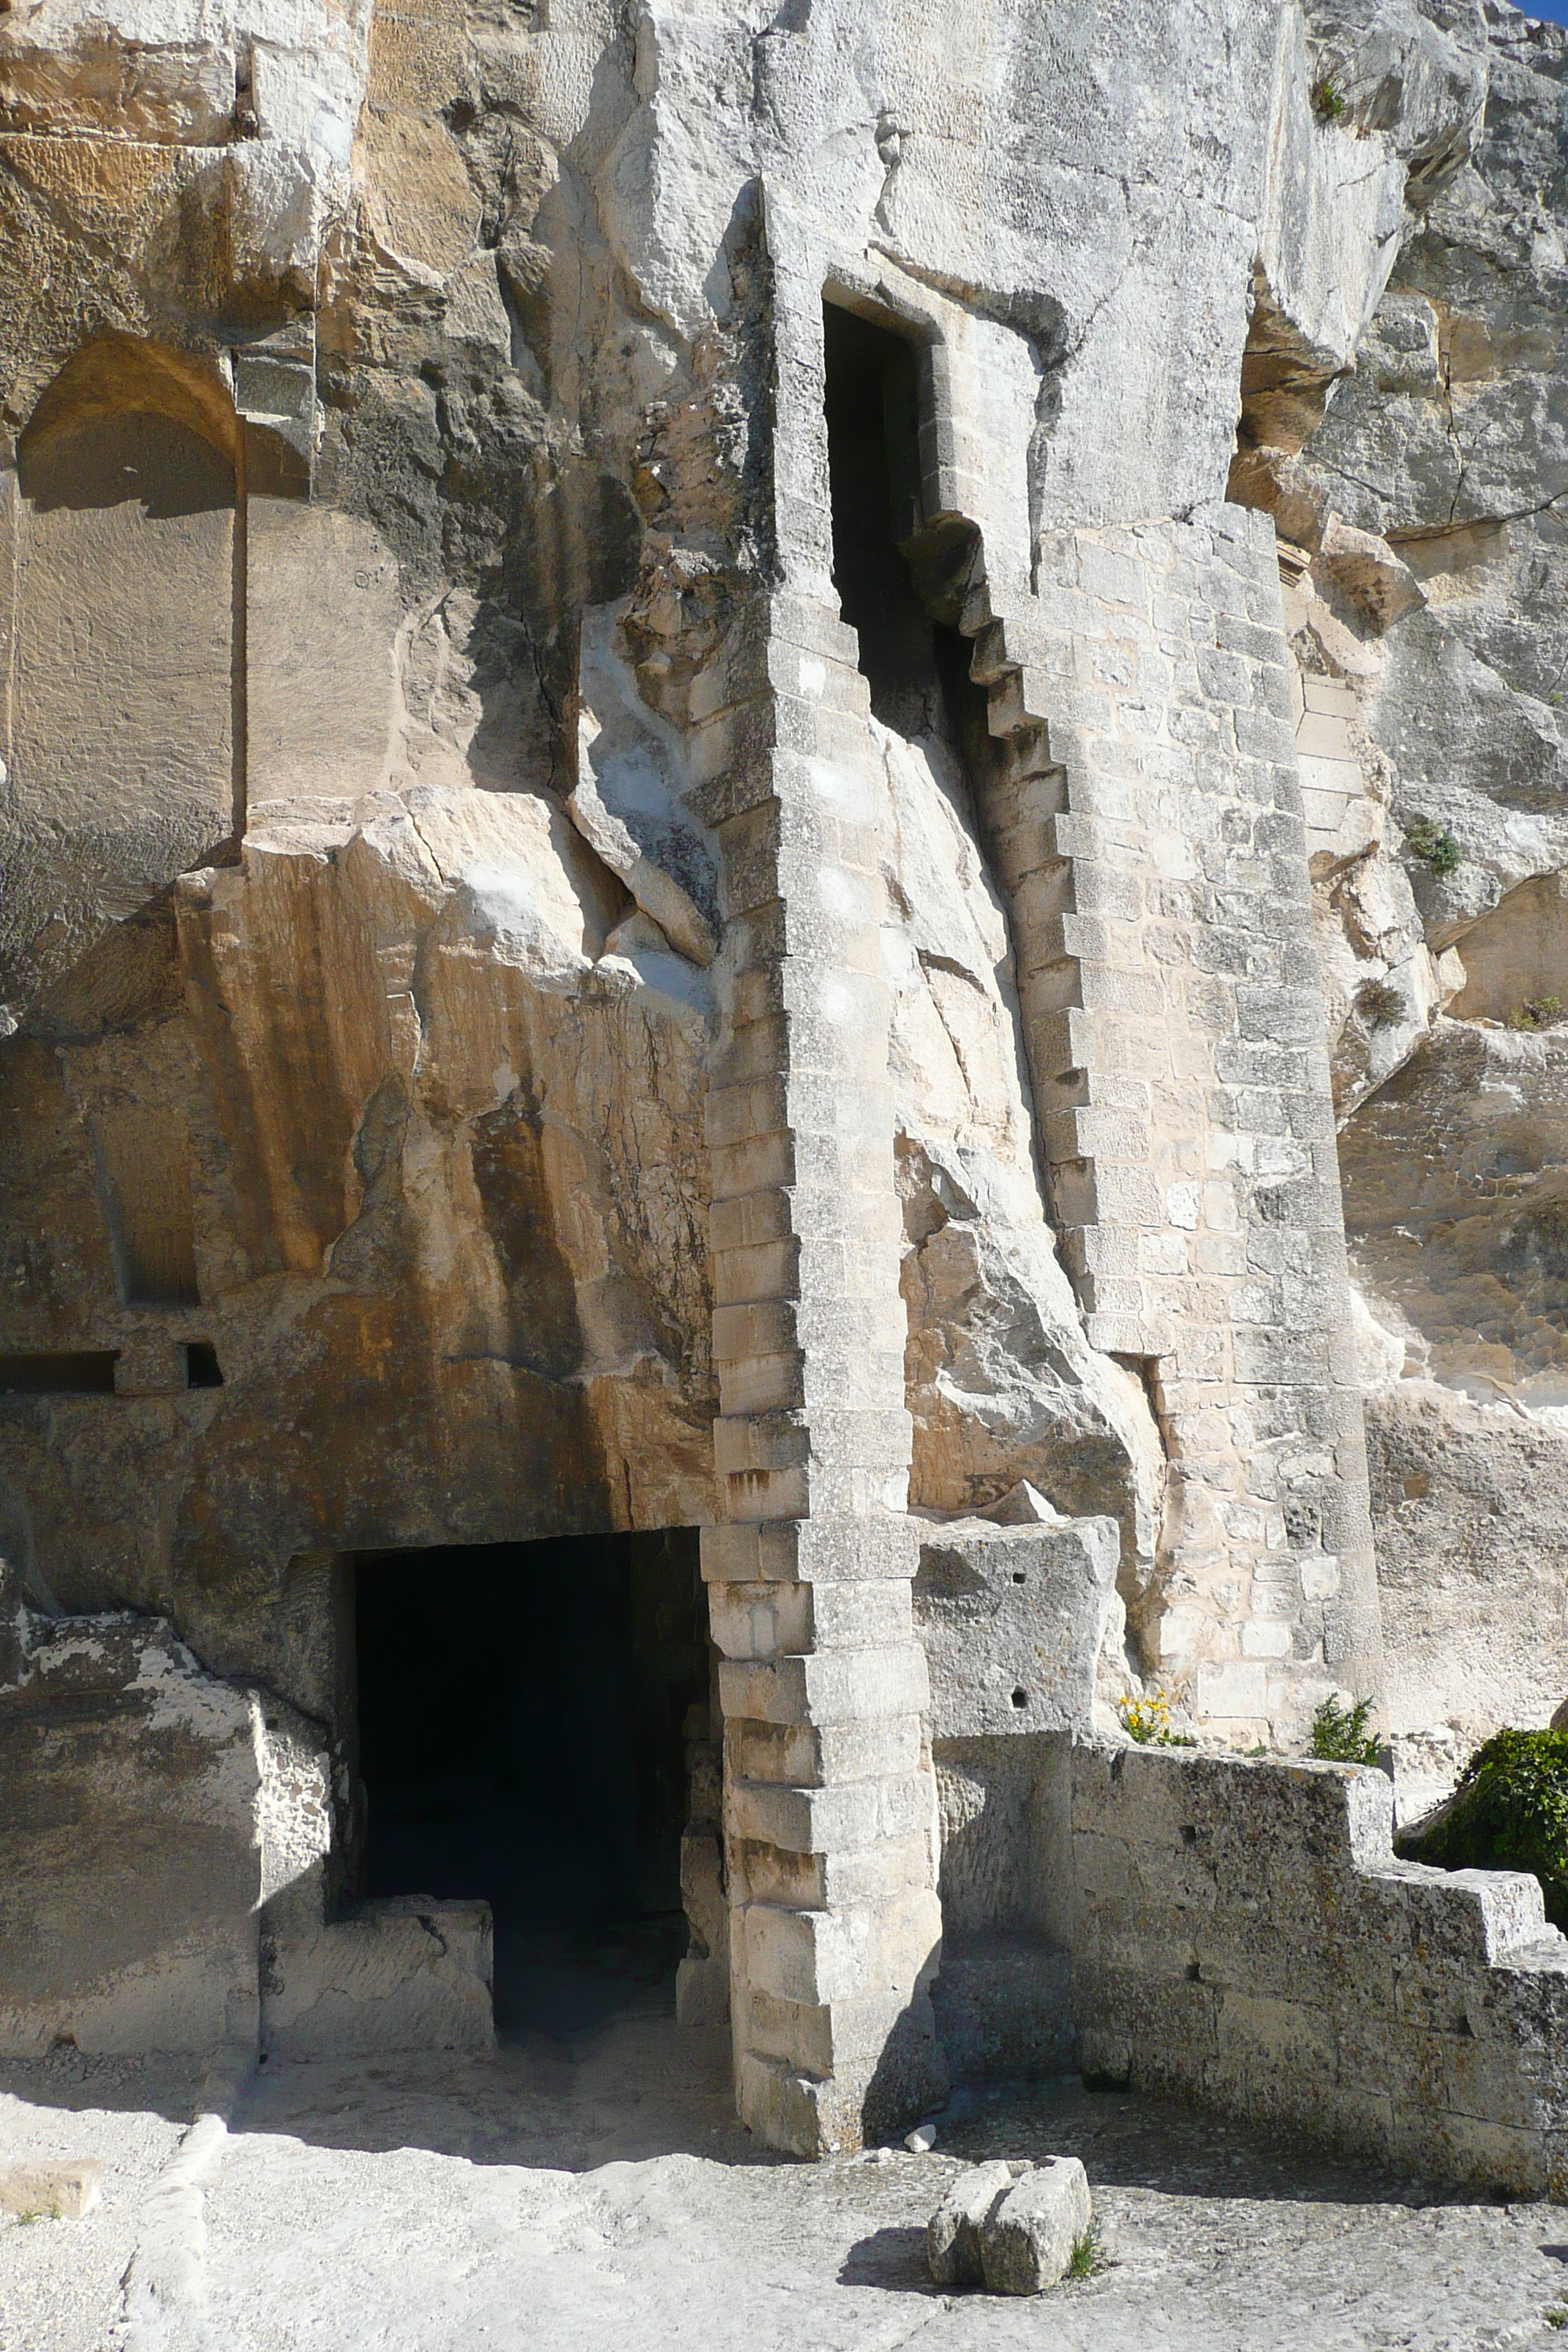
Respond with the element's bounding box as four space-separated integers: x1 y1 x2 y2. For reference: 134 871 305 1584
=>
1404 817 1462 875
1309 1692 1379 1764
1507 994 1563 1032
1118 1691 1195 1748
1311 74 1347 122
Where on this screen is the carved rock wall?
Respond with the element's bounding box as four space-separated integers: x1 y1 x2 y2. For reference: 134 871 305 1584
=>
1237 7 1568 1757
0 0 1561 2151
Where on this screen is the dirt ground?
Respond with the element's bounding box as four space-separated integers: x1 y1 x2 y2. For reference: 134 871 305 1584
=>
4 1991 1567 2351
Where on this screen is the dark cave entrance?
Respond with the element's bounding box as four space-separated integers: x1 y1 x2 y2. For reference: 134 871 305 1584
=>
821 296 992 767
354 1529 709 2035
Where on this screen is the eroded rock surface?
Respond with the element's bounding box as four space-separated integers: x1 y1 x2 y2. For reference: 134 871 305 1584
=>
1 0 1567 2179
1233 7 1568 1754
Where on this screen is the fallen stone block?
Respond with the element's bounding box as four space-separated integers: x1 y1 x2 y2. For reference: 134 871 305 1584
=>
0 2157 104 2219
981 2155 1093 2294
1314 515 1425 633
927 2159 1014 2285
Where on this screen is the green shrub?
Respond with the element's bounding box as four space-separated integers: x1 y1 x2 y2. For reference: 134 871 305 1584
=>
1405 817 1462 876
1311 75 1346 121
1396 1727 1568 1931
1507 994 1562 1032
1309 1693 1379 1764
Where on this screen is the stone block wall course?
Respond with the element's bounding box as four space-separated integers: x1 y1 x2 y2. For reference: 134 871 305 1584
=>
698 559 946 2152
699 189 1388 2149
970 508 1382 1743
1071 1741 1568 2200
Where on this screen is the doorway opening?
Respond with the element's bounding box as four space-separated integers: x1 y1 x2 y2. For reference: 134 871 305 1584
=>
354 1529 710 2035
821 298 994 774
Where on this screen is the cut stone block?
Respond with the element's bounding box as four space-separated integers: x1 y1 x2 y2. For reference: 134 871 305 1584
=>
261 1896 495 2057
0 2157 104 2219
913 1518 1119 1738
0 1615 264 2059
927 2158 1014 2286
981 2155 1093 2293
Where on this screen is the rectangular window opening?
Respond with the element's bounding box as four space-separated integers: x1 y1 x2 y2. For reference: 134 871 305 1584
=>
0 1352 119 1395
183 1341 222 1390
821 297 992 765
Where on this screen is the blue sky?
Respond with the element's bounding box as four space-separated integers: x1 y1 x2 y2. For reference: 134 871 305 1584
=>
1508 1 1568 21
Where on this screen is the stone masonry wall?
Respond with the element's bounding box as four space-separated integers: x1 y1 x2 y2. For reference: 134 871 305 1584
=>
975 508 1382 1742
1071 1741 1568 2200
696 568 947 2154
692 195 949 2149
686 176 1393 2151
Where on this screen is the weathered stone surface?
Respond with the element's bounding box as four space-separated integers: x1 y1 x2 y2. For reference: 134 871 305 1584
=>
0 0 1564 2177
1 411 237 1018
0 785 717 1681
1315 516 1426 633
1450 870 1568 1025
1071 1738 1568 2200
25 2039 1568 2352
0 2156 103 2220
261 1898 495 2060
0 1591 497 2065
1363 1374 1568 1747
989 507 1382 1742
930 1933 1074 2086
1264 13 1568 1771
0 1610 260 2058
980 2154 1092 2294
1256 13 1568 954
912 1516 1119 1741
1341 1017 1568 1409
932 1738 1062 1940
571 601 717 968
925 2157 1011 2287
882 720 1165 1606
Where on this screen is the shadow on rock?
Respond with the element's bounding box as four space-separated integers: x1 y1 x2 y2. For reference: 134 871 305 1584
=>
837 2223 942 2293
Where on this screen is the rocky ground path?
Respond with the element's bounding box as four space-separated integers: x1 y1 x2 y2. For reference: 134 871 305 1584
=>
3 2000 1567 2351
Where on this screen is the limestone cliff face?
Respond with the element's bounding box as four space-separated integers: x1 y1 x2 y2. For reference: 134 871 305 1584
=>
0 0 1559 1768
0 0 745 1687
10 0 1568 2144
0 0 1264 1711
1235 4 1568 1747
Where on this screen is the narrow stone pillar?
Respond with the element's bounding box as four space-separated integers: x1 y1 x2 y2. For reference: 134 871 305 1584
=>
691 585 945 2154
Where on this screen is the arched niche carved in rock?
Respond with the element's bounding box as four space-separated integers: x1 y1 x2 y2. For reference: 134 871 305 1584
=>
1 336 243 1018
